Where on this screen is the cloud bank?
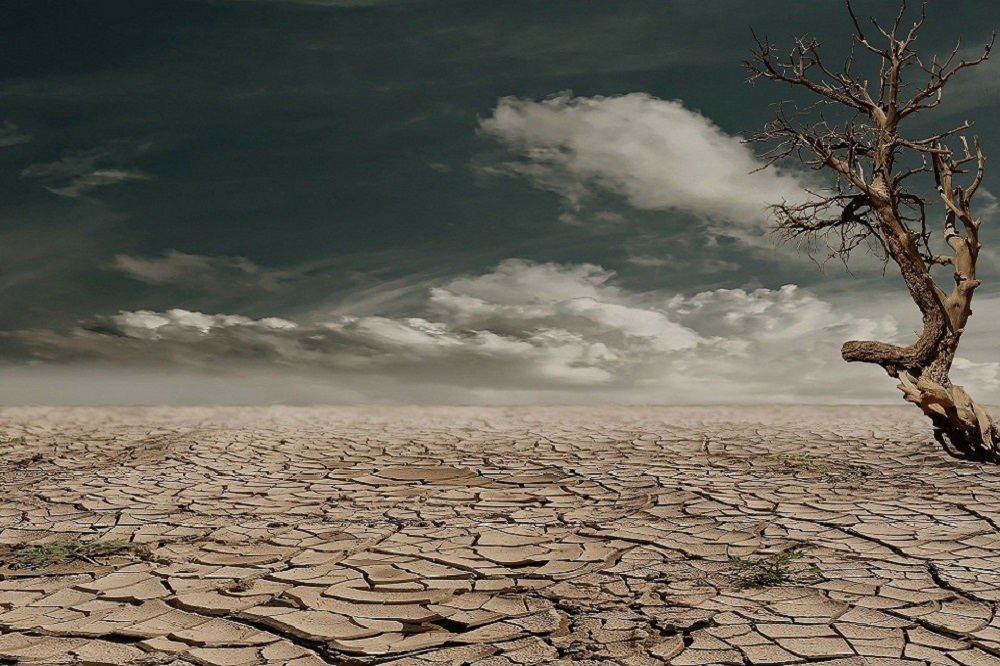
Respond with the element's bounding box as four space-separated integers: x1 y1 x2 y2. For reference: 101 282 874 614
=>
0 258 941 405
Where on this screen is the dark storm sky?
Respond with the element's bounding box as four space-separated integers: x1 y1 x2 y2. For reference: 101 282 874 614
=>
2 0 999 404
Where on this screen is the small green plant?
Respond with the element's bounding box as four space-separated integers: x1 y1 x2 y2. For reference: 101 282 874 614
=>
727 549 823 586
5 538 136 569
774 454 872 482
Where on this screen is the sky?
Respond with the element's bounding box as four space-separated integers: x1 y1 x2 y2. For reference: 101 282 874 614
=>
1 0 999 405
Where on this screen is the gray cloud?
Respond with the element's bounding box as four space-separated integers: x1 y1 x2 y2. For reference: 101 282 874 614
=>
0 258 947 405
111 250 296 293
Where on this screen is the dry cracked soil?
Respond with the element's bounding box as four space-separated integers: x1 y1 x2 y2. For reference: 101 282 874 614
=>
1 405 1000 666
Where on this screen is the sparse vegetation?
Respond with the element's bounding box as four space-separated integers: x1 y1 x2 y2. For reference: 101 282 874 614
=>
3 538 137 569
727 549 823 586
220 576 259 594
774 454 873 482
0 432 26 456
0 432 43 469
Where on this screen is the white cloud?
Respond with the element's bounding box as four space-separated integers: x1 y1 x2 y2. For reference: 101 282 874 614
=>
434 258 617 305
672 284 896 344
659 285 903 402
0 121 31 148
0 258 942 405
479 93 811 236
426 259 702 353
112 250 295 292
952 357 1000 392
106 309 296 338
21 141 153 198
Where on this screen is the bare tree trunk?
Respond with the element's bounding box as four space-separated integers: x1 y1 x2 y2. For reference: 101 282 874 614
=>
745 2 997 461
841 180 999 461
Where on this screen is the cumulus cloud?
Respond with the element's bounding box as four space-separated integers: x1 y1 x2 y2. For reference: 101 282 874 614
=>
0 121 31 148
97 310 297 338
21 141 152 198
671 285 896 346
479 93 811 235
0 258 937 404
426 259 702 353
112 250 295 292
660 285 902 402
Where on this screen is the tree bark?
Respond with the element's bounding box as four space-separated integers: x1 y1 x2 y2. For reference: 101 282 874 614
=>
840 199 999 461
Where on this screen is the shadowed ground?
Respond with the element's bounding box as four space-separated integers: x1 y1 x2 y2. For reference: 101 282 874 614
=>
1 405 999 665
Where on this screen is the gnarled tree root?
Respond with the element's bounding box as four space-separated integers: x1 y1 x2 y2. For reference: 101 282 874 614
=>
896 372 1000 462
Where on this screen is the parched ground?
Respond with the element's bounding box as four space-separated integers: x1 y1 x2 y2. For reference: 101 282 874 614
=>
1 406 999 666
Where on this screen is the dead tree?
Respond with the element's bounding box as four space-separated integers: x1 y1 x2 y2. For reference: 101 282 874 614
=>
745 1 998 460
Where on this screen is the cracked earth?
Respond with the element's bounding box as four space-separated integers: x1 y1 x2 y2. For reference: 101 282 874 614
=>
1 406 1000 666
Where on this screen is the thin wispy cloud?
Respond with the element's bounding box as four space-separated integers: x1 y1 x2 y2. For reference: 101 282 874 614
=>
0 121 31 148
112 250 296 293
20 141 153 199
926 38 1000 115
